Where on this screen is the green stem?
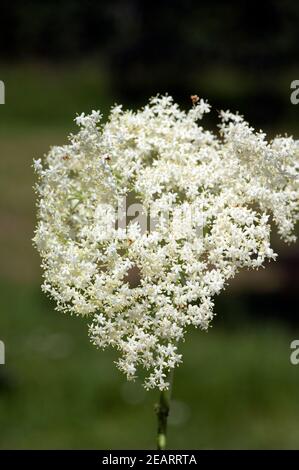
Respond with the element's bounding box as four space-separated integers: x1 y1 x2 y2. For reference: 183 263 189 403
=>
155 371 173 450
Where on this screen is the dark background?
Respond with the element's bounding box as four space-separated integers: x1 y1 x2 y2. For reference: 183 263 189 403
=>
0 0 298 449
1 0 299 128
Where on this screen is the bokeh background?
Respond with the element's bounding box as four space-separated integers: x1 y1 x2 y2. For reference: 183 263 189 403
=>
0 0 299 449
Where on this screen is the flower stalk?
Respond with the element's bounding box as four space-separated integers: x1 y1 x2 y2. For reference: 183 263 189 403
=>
155 371 173 450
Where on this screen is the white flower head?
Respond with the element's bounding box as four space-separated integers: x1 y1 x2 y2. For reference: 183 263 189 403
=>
34 95 299 389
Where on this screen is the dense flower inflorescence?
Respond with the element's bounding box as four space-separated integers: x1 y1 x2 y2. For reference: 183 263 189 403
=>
34 96 299 389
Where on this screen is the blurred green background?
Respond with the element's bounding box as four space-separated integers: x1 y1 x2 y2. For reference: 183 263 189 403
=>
0 0 299 449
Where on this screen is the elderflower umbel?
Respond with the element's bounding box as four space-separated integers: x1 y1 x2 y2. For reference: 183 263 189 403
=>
33 95 299 390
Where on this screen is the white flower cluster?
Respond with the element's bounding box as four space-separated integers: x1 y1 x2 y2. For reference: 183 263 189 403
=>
33 95 299 390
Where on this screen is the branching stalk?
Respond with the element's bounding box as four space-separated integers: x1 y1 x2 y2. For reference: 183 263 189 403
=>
155 371 173 450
